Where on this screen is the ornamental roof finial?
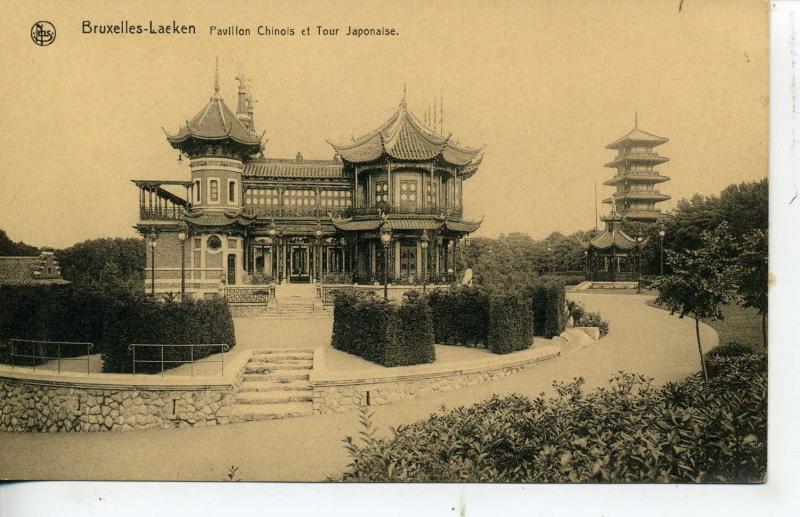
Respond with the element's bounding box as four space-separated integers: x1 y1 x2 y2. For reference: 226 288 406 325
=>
400 84 407 109
213 56 220 96
634 109 638 128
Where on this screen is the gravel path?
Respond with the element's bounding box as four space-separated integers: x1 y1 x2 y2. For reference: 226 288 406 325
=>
0 292 718 481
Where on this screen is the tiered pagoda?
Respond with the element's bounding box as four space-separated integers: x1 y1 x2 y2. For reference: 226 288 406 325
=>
581 200 645 281
603 116 670 222
132 65 483 298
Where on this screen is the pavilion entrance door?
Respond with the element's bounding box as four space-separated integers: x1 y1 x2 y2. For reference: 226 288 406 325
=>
227 254 237 285
289 245 311 283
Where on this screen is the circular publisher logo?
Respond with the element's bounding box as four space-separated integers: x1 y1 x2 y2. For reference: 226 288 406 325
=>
31 21 56 46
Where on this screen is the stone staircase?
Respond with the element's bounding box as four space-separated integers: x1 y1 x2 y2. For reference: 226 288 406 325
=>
228 350 315 423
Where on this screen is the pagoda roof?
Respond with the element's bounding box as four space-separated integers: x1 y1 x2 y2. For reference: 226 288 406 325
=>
582 226 641 251
604 153 669 168
603 191 671 203
606 122 668 150
329 214 482 234
603 173 670 186
165 88 262 149
244 158 345 179
328 96 482 168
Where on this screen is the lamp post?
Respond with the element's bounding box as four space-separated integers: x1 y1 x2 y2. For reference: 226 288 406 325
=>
658 229 666 276
584 250 589 281
314 225 323 282
268 221 278 283
420 231 429 294
636 236 644 293
447 240 454 282
177 224 188 301
148 231 157 296
547 246 553 274
380 224 392 300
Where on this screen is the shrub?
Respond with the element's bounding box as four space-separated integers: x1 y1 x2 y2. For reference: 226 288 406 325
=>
0 284 236 373
577 311 610 337
528 282 549 336
566 300 586 324
341 352 767 482
426 286 488 347
332 290 435 367
705 341 764 378
544 280 567 338
486 290 534 354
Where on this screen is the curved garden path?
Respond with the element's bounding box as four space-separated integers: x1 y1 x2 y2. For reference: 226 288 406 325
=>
0 292 718 481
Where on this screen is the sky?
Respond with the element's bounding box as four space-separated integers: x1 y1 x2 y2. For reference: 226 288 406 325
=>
0 0 768 248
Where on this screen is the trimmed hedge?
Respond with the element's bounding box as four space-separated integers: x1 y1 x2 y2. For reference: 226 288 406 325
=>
0 284 235 373
332 290 435 367
486 290 534 354
426 286 488 347
544 280 567 338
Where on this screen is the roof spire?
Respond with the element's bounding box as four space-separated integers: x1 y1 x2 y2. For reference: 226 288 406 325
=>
400 84 407 109
634 109 638 128
440 89 444 135
213 56 221 97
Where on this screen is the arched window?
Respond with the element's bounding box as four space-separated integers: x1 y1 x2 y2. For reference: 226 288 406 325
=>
228 181 236 203
209 179 219 202
194 180 201 202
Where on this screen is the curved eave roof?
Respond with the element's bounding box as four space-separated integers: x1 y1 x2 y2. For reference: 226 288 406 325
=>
329 102 482 167
583 228 641 251
244 159 345 179
603 174 670 186
606 127 669 149
603 192 671 203
604 154 669 168
166 95 262 148
329 215 482 233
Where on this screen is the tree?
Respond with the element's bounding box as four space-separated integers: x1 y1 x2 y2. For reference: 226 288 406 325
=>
651 223 743 381
55 238 145 287
738 229 768 349
0 228 39 256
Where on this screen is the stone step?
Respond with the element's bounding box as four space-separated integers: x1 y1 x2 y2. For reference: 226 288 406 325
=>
237 380 311 392
252 351 314 360
235 391 313 405
228 403 313 422
242 370 310 381
243 363 311 374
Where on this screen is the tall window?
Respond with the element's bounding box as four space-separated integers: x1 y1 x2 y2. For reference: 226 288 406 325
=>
194 180 201 202
228 181 236 203
209 179 219 202
399 180 417 204
426 182 437 205
283 189 315 207
246 188 279 205
320 190 352 208
375 181 389 205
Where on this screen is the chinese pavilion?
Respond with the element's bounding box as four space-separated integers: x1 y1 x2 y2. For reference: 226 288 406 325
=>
132 67 483 298
581 200 645 281
603 116 670 222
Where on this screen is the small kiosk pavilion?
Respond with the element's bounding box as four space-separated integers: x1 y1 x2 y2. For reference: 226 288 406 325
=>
582 201 646 282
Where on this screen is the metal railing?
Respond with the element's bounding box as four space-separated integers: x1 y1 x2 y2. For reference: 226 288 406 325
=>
6 339 94 374
128 343 230 376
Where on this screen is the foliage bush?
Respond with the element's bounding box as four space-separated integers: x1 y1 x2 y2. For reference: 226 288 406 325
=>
544 280 567 338
426 286 488 347
332 290 435 367
486 290 534 354
341 351 767 482
578 310 610 337
0 284 236 373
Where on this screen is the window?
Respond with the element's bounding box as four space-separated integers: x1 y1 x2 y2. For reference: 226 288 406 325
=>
209 179 219 202
399 180 417 204
426 182 437 205
207 235 222 249
283 189 316 207
320 190 353 208
228 181 236 203
245 188 279 206
194 180 201 202
375 181 389 204
399 242 417 279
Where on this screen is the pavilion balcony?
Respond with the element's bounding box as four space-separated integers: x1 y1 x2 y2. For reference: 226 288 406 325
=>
241 206 351 219
139 206 186 221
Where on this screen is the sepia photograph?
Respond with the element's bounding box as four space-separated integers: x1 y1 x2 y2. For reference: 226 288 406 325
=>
0 0 782 503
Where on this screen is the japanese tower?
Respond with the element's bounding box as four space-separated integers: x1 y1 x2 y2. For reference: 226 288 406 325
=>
603 116 670 222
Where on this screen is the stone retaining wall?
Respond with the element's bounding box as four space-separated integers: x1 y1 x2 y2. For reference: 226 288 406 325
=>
0 352 251 433
311 345 561 414
0 377 236 432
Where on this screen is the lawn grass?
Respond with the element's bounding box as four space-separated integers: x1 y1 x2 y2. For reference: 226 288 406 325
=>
706 304 767 353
